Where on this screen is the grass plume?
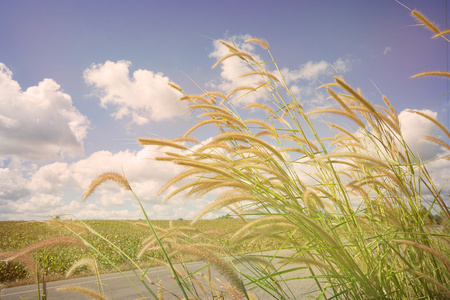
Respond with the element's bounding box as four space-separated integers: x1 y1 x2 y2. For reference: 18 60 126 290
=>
412 10 440 34
82 172 131 202
22 6 447 299
57 286 107 300
245 37 270 50
6 237 86 263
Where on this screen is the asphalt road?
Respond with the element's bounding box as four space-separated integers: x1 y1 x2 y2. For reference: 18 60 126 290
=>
1 251 326 299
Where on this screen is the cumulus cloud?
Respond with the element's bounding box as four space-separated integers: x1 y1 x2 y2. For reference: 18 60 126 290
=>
84 60 186 125
207 34 269 104
398 109 449 200
0 63 90 161
280 59 349 83
32 147 182 205
1 118 447 221
0 144 212 220
289 108 449 210
0 162 30 201
208 34 351 107
424 158 450 195
399 109 443 160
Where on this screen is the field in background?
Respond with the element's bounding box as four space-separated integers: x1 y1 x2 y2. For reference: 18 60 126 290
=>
0 218 278 287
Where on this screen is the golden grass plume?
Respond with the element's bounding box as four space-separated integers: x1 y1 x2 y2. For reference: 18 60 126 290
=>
240 71 280 84
334 77 377 115
216 277 247 300
57 286 107 300
406 110 450 138
245 37 270 50
215 131 284 160
403 269 450 298
212 51 254 69
422 136 450 151
411 10 440 34
168 82 183 92
82 172 131 202
394 239 450 273
138 138 188 150
172 244 245 296
66 258 98 277
411 71 450 79
0 251 37 276
226 86 256 99
242 103 275 115
433 28 450 38
6 237 86 262
307 108 366 128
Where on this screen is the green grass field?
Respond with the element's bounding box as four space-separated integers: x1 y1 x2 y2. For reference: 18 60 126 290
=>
0 218 280 287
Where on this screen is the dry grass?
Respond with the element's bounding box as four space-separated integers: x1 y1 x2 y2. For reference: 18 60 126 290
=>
9 4 450 299
131 10 449 297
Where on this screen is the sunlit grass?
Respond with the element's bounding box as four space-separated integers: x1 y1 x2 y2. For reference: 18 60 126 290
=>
0 219 274 286
3 5 450 299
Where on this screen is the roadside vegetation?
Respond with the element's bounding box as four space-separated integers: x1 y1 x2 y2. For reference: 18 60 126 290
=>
0 219 269 286
1 5 450 299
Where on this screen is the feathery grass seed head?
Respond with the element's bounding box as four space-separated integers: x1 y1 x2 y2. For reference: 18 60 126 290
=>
394 239 450 273
66 258 98 277
138 138 188 150
57 286 107 300
168 82 183 92
412 10 441 34
6 237 86 262
245 37 270 50
212 51 254 69
406 110 450 138
411 71 450 79
82 172 131 201
173 244 245 295
240 71 280 84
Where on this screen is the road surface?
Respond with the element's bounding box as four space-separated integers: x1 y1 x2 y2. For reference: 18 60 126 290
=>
1 251 326 299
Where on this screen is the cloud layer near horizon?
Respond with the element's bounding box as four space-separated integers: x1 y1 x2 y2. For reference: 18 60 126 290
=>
1 146 211 220
2 106 447 221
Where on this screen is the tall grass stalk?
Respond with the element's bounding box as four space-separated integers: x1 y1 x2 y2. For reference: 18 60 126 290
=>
133 8 449 299
79 173 247 299
20 6 448 299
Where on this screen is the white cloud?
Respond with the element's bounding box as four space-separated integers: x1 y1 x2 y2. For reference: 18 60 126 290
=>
0 163 30 201
290 108 450 210
74 202 142 220
0 144 200 220
0 63 90 161
29 162 71 194
281 58 351 83
1 119 447 221
208 35 351 107
424 159 450 203
13 194 63 214
281 61 328 83
399 109 443 160
397 109 449 196
281 58 350 107
83 60 186 125
208 34 268 104
37 147 182 204
383 46 392 55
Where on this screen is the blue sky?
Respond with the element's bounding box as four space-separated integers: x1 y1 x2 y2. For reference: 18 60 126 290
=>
0 0 448 220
